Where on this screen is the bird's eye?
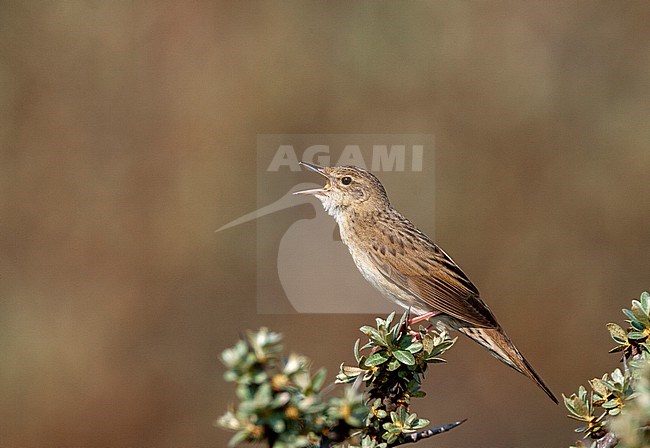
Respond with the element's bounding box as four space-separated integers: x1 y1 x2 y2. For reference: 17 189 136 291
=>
341 176 352 185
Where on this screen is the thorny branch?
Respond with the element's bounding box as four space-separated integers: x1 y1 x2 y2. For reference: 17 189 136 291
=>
392 419 468 446
318 419 467 448
595 433 618 448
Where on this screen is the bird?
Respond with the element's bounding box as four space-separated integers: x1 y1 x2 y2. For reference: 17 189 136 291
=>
294 161 558 404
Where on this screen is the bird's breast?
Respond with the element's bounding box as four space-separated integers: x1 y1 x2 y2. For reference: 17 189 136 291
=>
338 222 433 315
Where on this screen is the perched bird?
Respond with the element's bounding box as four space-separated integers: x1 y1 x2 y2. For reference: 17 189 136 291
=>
294 162 558 404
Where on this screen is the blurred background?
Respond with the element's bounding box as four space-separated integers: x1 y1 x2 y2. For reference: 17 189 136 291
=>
2 1 649 446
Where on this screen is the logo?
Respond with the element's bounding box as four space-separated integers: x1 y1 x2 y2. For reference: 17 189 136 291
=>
217 134 435 314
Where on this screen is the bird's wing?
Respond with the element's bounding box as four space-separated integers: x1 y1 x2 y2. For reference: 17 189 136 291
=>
367 229 498 328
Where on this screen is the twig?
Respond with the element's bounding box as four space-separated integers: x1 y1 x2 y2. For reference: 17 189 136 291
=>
391 419 467 446
595 432 618 448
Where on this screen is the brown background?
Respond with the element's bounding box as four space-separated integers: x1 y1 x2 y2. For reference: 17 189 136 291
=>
2 2 650 447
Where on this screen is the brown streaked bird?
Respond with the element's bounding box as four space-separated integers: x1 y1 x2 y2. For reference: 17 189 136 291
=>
294 162 558 404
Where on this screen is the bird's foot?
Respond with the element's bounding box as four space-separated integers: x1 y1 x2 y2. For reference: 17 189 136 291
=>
409 324 435 342
407 312 440 341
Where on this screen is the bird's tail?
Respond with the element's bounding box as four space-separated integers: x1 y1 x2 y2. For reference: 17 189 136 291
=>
458 326 558 404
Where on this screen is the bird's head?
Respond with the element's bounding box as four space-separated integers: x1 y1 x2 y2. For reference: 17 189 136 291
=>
294 162 390 219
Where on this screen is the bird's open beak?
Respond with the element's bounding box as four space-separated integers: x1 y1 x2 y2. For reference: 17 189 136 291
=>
293 162 330 196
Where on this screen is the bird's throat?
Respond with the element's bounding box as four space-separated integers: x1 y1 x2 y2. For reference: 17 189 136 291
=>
317 195 342 220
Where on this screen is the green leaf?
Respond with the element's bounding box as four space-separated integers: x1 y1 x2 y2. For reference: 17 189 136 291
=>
387 359 401 371
269 415 286 433
223 371 238 382
390 311 407 339
412 418 430 429
361 325 385 345
365 351 389 366
630 300 650 325
623 308 636 322
406 342 423 354
393 350 416 365
385 311 396 329
271 391 290 408
602 399 620 409
229 429 252 447
426 357 447 364
564 391 591 418
628 331 647 340
611 368 624 384
641 291 650 306
631 320 645 331
310 368 326 392
336 364 366 383
405 412 417 426
427 340 455 358
607 323 628 344
383 432 398 444
589 378 610 397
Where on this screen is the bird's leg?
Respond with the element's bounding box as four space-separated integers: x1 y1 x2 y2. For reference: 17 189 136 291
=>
408 311 441 326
